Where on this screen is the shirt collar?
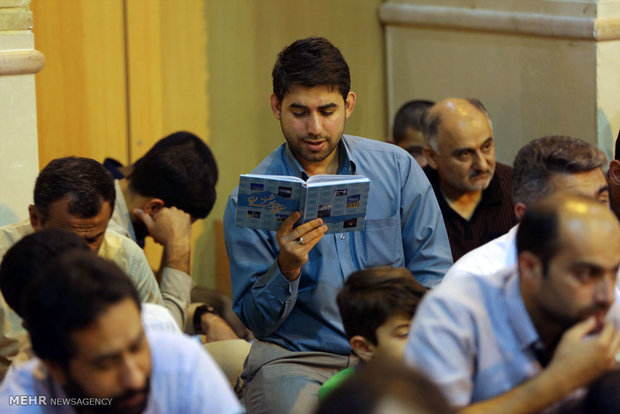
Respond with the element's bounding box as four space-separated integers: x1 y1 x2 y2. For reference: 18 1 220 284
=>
504 267 540 351
282 136 356 180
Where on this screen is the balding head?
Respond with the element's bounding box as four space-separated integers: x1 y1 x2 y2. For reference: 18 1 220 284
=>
518 193 620 333
423 98 495 198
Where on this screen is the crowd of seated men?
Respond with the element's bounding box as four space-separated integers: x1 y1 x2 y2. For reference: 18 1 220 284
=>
1 35 620 414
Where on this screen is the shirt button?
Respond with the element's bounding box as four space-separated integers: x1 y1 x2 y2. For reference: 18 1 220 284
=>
340 234 346 240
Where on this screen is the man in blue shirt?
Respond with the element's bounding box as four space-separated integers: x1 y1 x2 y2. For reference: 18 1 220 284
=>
223 37 452 413
406 193 620 413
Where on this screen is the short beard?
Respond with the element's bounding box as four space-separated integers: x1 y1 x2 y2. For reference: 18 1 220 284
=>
62 374 151 414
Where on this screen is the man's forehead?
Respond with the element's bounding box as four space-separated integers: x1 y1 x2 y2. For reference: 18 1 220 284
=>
282 85 344 105
70 299 144 360
46 198 111 225
549 169 607 196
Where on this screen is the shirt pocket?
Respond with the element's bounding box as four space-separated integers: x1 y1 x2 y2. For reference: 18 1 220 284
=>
358 215 402 268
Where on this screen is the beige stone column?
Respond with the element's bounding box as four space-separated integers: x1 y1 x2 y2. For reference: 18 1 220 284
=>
0 0 43 225
381 0 620 163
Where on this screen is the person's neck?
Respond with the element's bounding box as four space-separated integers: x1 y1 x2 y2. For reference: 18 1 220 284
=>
440 185 482 220
300 148 340 177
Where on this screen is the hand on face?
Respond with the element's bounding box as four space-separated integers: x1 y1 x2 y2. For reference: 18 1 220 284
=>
547 317 620 394
276 211 328 281
132 206 192 249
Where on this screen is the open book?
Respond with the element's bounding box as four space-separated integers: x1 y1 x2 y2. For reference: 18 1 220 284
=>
235 174 370 233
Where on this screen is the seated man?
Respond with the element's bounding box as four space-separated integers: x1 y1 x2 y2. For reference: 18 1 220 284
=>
105 132 243 341
0 157 191 376
0 251 241 413
406 193 620 413
318 266 427 400
390 99 434 167
422 98 517 261
445 135 610 280
224 37 451 414
0 229 179 337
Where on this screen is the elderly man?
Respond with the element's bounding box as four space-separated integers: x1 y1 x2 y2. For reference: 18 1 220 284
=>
423 98 516 260
407 193 620 413
444 135 610 280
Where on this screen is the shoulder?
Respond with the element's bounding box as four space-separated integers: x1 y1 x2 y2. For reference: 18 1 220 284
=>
445 225 518 280
343 135 413 161
148 331 211 372
0 360 49 411
492 162 514 187
99 229 150 277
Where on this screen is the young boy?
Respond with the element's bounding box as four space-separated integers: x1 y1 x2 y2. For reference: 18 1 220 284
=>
318 266 428 399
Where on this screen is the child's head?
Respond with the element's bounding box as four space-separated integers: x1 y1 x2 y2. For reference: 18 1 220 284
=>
337 267 428 362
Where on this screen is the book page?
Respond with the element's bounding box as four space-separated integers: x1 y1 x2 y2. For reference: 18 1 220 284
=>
235 175 303 232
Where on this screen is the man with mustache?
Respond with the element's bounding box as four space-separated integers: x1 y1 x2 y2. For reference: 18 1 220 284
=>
422 98 517 261
224 37 452 413
406 193 620 413
0 251 242 414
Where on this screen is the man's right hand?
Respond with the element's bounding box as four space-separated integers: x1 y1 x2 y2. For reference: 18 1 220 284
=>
546 317 620 395
276 211 328 281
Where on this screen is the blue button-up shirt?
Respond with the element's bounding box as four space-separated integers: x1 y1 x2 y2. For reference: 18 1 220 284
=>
224 135 452 354
405 267 544 407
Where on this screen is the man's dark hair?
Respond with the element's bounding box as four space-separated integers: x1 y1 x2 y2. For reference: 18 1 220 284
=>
0 229 89 317
512 135 607 206
34 157 115 223
127 131 218 219
337 267 427 345
516 196 561 275
22 251 141 367
317 358 454 414
272 37 350 102
422 98 490 151
392 100 434 144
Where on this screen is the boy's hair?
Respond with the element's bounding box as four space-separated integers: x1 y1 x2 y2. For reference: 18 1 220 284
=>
127 131 218 220
337 267 427 345
272 37 350 102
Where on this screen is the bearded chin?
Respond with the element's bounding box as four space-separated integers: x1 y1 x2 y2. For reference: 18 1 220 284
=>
62 374 151 414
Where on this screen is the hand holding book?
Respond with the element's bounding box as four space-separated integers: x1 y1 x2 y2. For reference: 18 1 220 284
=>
276 212 328 281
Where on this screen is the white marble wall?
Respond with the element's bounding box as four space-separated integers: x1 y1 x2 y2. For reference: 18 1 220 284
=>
0 0 41 225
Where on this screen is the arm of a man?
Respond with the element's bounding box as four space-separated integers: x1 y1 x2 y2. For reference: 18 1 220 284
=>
399 156 453 287
408 291 620 414
223 194 326 338
132 207 194 329
460 318 620 414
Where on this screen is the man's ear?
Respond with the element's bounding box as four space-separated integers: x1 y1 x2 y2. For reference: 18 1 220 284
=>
424 148 439 170
609 160 620 185
143 199 165 217
270 94 282 119
514 202 527 221
518 251 543 292
28 205 43 230
349 335 375 362
344 91 356 118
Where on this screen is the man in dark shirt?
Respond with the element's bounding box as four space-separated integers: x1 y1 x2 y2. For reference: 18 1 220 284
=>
422 98 517 261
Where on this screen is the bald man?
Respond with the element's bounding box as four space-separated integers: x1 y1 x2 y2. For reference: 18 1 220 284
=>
422 98 517 261
407 193 620 413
